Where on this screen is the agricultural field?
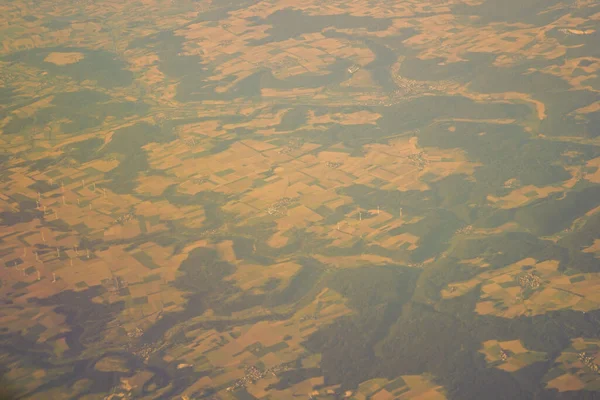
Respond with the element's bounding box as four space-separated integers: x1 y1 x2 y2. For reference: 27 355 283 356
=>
351 375 447 400
479 339 547 372
543 338 600 392
0 0 600 398
442 258 600 317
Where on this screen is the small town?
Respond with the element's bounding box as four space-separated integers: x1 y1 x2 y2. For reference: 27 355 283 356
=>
407 151 429 170
278 139 303 154
226 362 296 392
325 161 342 168
578 352 600 374
114 211 136 225
267 197 292 216
518 272 542 289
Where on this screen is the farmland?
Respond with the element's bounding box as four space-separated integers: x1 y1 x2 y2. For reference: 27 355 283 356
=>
1 0 600 398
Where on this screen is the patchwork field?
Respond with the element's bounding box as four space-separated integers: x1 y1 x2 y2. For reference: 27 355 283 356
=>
351 375 447 400
442 258 600 317
543 338 600 392
479 339 547 372
1 0 599 398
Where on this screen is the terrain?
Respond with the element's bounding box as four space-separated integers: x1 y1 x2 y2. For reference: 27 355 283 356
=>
0 0 600 399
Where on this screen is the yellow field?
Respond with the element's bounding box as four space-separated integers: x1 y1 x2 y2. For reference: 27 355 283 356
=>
544 338 600 392
352 374 447 400
443 258 600 317
480 339 546 372
0 0 599 397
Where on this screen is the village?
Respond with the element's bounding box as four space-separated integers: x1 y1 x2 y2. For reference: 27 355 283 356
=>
226 362 296 392
578 352 600 374
518 272 542 290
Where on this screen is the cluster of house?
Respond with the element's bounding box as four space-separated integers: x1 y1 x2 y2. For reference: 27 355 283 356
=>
199 228 219 237
300 312 319 322
578 352 600 373
347 64 360 74
131 342 154 361
503 178 521 189
105 276 126 293
183 137 197 147
518 272 542 289
114 211 135 225
278 140 303 154
227 362 295 392
407 152 429 170
325 161 342 168
455 225 473 235
309 389 353 399
126 327 144 339
264 55 297 72
499 349 509 362
267 197 292 216
558 28 595 35
395 78 428 96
